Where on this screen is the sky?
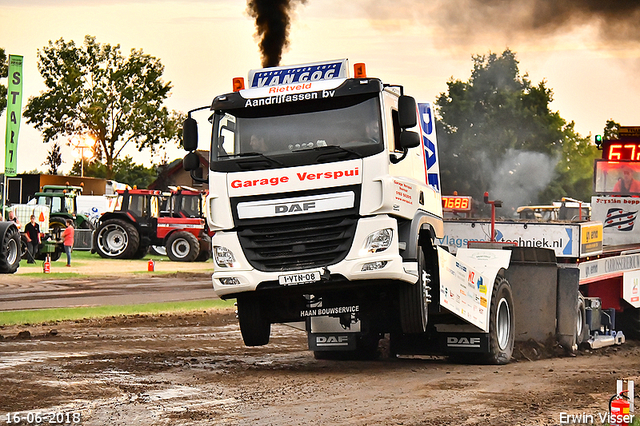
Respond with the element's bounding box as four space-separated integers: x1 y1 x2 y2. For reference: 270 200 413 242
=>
1 0 639 175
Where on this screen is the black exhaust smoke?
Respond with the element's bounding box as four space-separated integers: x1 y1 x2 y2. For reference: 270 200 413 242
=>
247 0 306 68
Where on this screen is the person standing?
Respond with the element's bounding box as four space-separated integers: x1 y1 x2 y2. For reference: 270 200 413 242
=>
24 215 41 264
61 219 75 267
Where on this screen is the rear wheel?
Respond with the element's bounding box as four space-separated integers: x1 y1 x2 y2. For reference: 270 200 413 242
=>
481 276 515 365
95 219 140 259
166 231 199 262
399 242 431 333
237 294 271 346
0 225 21 273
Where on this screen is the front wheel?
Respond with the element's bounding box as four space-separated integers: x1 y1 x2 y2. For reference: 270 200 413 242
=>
482 276 515 365
237 294 271 346
166 231 199 262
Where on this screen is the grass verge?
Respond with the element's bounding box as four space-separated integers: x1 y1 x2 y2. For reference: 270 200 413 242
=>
0 299 235 326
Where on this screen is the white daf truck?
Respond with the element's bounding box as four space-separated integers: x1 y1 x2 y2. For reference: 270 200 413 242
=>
182 59 589 363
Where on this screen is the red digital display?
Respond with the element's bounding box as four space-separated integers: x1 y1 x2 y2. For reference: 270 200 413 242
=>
442 196 471 212
603 141 640 161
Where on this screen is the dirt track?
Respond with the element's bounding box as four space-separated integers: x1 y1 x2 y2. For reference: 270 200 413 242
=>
2 308 640 425
2 257 640 425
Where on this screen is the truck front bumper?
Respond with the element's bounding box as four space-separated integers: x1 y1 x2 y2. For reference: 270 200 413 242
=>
211 215 419 298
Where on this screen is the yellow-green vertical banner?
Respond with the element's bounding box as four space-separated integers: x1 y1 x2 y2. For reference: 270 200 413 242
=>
5 54 23 177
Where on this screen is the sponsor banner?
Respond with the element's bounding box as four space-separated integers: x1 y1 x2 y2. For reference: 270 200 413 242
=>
237 191 354 219
248 59 348 88
440 221 600 258
581 222 603 253
228 159 362 196
623 270 640 308
437 247 489 332
592 196 640 246
579 252 640 284
5 55 23 177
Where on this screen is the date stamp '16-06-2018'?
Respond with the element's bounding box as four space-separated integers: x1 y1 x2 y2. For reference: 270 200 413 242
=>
5 412 82 424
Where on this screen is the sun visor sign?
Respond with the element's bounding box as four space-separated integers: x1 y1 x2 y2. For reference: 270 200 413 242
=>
248 59 348 88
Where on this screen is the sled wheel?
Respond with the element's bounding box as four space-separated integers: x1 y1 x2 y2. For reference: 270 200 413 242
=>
482 276 515 365
575 294 587 346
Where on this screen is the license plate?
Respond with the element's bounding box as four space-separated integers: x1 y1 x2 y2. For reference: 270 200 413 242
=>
278 271 321 286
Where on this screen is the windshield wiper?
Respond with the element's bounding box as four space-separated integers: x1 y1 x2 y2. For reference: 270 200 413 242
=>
219 152 284 166
292 144 358 155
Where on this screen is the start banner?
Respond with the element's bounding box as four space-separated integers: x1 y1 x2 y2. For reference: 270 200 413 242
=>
5 54 23 177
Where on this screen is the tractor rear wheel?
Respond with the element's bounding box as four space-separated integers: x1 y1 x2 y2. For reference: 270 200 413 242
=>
166 231 199 262
95 219 140 259
0 224 21 273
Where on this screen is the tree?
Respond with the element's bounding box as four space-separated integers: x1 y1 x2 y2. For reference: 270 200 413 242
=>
70 156 157 189
436 49 598 215
43 141 63 175
24 35 185 179
0 48 7 117
603 119 621 140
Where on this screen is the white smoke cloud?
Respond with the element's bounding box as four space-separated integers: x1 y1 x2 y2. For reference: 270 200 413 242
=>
487 149 559 217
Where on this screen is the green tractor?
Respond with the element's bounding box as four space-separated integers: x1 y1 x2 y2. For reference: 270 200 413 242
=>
32 185 93 231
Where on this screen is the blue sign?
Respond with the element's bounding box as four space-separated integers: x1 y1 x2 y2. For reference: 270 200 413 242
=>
250 60 346 88
419 103 440 191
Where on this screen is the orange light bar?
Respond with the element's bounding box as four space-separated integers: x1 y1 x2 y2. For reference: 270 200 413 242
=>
232 77 245 92
354 63 367 78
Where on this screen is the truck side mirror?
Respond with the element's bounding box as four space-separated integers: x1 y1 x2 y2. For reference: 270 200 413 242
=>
398 95 417 129
399 131 420 149
183 151 200 172
183 117 198 152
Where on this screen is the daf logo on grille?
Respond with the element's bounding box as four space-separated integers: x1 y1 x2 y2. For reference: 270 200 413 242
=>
275 201 316 214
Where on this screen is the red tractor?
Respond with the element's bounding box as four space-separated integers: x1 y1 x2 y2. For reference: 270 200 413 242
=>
92 188 211 261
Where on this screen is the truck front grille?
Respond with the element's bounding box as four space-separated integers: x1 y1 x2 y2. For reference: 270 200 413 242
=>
237 215 357 272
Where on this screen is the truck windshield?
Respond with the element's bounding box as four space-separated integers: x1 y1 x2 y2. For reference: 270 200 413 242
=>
210 93 383 171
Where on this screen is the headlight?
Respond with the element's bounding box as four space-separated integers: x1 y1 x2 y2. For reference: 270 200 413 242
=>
214 246 237 267
364 228 393 253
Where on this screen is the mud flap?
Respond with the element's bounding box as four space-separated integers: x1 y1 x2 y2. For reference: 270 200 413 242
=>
309 333 356 351
441 333 489 353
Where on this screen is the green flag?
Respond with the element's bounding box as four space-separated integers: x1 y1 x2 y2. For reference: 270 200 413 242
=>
5 54 23 177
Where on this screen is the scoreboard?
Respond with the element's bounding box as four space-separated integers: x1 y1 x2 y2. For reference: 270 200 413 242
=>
442 195 472 212
602 141 640 161
601 127 640 161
